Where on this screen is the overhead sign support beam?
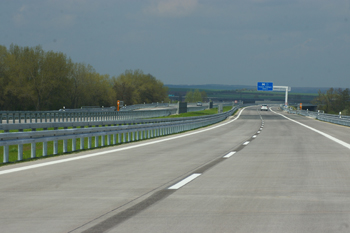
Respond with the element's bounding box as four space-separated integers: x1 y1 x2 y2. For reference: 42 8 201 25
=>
273 86 291 107
257 82 290 107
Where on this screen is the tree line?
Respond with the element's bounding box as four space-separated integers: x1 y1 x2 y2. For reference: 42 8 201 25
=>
184 89 207 102
312 88 350 115
0 44 169 111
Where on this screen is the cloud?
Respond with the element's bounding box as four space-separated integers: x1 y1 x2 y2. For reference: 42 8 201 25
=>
12 5 28 26
145 0 198 17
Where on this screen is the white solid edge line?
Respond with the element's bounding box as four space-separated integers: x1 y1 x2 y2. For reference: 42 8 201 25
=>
0 108 248 175
270 109 350 150
168 173 201 190
223 151 236 158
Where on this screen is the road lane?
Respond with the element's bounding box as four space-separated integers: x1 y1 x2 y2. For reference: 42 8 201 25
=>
106 107 350 233
0 107 262 233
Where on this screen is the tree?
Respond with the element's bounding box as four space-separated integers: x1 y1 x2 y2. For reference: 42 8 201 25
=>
185 90 194 102
312 88 350 114
193 89 202 102
0 45 8 109
334 88 350 113
201 91 207 102
68 63 115 108
0 44 116 110
112 70 168 105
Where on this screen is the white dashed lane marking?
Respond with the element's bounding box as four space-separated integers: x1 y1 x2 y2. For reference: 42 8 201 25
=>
168 173 201 190
223 151 236 158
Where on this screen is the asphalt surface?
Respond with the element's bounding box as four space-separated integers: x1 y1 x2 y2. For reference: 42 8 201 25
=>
1 106 350 233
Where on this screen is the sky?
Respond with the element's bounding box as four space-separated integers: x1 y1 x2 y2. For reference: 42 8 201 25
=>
1 0 350 88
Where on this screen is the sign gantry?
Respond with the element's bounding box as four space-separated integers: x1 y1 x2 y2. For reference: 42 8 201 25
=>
257 82 290 106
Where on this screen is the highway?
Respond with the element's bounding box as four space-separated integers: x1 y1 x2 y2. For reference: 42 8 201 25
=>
1 106 350 233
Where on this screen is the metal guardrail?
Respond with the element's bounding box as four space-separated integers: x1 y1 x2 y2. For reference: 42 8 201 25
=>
0 102 236 126
0 108 232 132
285 108 350 127
0 109 177 125
0 105 242 164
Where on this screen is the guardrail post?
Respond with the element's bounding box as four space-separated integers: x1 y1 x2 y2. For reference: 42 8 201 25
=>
118 133 121 144
107 134 111 145
53 140 58 155
63 139 68 153
95 136 99 148
31 143 36 158
113 134 116 145
3 145 9 163
18 144 23 161
72 138 76 151
101 135 105 147
87 137 92 149
81 137 84 149
43 142 47 156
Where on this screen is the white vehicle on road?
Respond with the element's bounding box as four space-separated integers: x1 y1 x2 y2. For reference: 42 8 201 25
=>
260 104 268 111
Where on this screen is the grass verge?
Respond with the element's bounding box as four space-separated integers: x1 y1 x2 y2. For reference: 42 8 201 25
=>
157 106 233 118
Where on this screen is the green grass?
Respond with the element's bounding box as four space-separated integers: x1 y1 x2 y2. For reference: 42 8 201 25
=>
157 106 233 118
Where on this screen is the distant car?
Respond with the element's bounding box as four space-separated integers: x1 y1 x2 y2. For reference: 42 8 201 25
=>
260 104 268 111
197 101 202 106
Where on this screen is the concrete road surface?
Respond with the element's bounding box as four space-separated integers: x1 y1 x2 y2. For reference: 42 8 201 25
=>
1 106 350 233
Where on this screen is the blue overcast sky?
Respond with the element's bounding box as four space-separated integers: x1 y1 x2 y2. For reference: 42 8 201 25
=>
1 0 350 88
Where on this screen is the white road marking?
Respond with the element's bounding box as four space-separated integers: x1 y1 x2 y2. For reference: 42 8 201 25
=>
270 109 350 150
223 151 236 158
0 108 249 175
243 141 250 145
252 135 257 138
257 131 261 134
168 173 201 189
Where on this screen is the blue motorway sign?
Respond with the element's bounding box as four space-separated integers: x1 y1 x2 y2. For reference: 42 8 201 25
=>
257 82 273 91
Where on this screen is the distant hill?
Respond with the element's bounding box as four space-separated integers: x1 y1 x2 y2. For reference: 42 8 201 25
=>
166 84 332 94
